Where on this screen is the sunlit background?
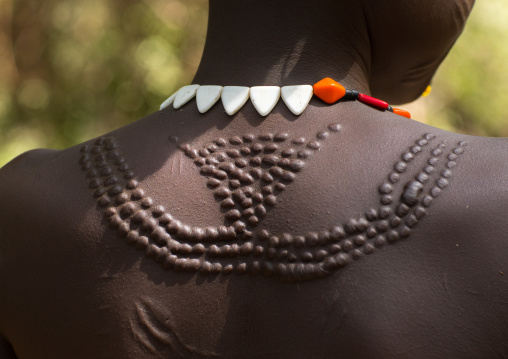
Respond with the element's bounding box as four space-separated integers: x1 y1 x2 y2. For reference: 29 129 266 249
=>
1 0 507 167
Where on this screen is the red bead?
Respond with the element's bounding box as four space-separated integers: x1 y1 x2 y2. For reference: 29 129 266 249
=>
357 93 390 110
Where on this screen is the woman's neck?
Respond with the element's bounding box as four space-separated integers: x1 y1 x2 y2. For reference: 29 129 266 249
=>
192 0 372 94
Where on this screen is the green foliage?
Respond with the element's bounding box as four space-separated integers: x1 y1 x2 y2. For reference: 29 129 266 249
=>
0 0 207 166
1 0 508 167
406 0 508 135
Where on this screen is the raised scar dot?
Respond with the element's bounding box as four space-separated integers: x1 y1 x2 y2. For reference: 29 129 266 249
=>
380 195 393 205
329 124 342 132
416 172 429 183
98 196 111 207
195 158 206 167
274 132 289 142
363 243 375 254
394 161 407 173
293 236 305 248
248 216 259 226
141 218 158 233
86 169 98 178
220 198 235 208
278 158 290 168
290 160 305 171
135 236 150 249
264 195 277 206
307 141 321 150
442 169 452 178
405 214 418 228
262 155 279 166
428 158 439 166
124 171 135 180
352 249 364 260
292 137 306 145
402 152 414 162
330 244 341 254
356 218 369 232
365 208 378 221
229 180 241 188
399 226 411 238
387 230 399 243
269 167 284 177
389 216 401 228
100 167 113 176
410 146 422 154
379 206 393 219
389 173 400 184
199 149 210 157
229 136 243 145
225 209 241 221
141 197 153 208
375 235 387 248
424 166 435 175
376 220 389 233
264 143 279 153
379 183 393 194
366 226 377 238
317 131 330 140
354 235 366 246
275 183 286 192
396 203 410 216
89 179 101 189
437 178 449 189
108 185 123 197
302 252 313 262
344 219 358 234
259 133 274 141
401 181 424 207
342 239 353 252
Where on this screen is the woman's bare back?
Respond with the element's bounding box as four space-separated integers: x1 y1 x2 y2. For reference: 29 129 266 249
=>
1 99 507 358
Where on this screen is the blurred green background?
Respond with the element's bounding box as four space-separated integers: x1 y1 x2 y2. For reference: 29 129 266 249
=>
0 0 507 167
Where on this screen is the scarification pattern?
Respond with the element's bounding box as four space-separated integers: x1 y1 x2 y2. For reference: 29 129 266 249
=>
178 128 339 235
79 128 467 281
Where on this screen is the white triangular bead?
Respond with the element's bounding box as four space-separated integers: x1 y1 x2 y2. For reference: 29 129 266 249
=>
281 85 314 115
173 84 200 109
160 92 177 110
221 86 250 115
250 86 281 116
196 86 223 113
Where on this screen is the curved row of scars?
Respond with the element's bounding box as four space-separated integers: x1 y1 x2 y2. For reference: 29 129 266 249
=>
80 127 467 282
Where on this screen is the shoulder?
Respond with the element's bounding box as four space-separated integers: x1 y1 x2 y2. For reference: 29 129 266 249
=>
443 135 508 208
415 134 508 266
0 147 76 220
0 144 102 280
0 148 59 227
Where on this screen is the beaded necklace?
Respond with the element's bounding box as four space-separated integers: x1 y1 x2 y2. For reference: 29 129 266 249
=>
160 77 412 119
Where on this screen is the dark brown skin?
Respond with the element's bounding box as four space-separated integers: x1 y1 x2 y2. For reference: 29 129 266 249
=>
1 0 507 358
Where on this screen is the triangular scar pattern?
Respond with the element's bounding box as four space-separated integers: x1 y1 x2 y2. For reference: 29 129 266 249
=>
80 125 467 281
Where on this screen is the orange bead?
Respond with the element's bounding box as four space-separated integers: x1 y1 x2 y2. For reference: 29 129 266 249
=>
422 85 432 97
313 78 346 104
393 108 411 119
